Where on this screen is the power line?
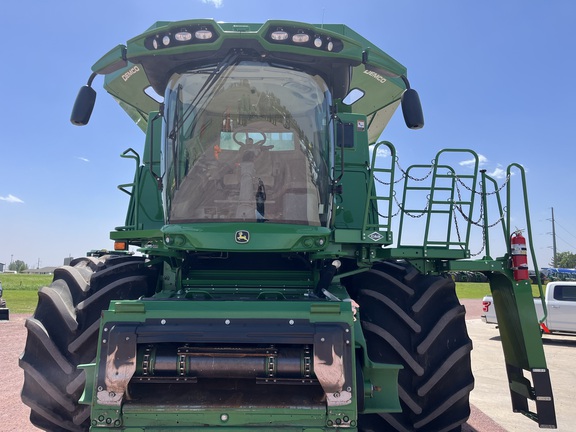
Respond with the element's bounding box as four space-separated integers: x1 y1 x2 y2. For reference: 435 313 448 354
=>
548 209 576 266
554 219 576 241
555 235 576 251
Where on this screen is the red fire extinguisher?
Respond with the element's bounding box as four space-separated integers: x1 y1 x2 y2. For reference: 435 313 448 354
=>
510 231 529 281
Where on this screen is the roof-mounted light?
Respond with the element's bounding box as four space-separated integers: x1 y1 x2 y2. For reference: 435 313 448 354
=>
292 33 310 43
175 31 192 42
270 30 289 41
145 24 218 50
195 29 213 40
266 26 343 52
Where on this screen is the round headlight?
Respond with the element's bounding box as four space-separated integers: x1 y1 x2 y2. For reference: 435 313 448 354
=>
314 37 323 48
162 35 171 46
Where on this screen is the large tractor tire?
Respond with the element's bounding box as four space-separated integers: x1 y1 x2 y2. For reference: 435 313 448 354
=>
344 260 474 432
19 255 157 432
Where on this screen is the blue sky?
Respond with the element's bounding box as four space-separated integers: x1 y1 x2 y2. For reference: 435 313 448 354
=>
1 0 575 269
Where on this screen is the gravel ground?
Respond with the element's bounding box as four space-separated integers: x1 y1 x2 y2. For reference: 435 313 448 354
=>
0 300 505 431
457 300 507 432
0 313 42 432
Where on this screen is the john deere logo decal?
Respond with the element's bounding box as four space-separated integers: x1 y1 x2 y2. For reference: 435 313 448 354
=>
235 230 250 243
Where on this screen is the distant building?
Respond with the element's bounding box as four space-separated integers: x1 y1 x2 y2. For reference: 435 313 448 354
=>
0 263 4 273
22 267 57 275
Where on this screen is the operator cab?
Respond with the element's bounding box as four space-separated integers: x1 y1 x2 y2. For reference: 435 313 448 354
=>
162 61 333 227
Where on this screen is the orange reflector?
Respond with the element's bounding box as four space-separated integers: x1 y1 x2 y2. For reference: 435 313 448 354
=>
114 241 128 251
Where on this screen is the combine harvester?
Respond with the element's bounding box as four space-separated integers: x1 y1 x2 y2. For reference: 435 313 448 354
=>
20 19 556 431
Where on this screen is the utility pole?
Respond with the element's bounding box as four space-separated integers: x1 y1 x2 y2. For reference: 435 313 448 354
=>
551 207 557 267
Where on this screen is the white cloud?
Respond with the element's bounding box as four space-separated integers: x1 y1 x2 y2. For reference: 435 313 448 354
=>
76 156 90 162
487 166 507 179
0 194 24 203
459 153 487 168
202 0 223 7
370 145 391 158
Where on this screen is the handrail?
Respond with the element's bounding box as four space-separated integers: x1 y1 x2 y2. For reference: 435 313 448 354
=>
116 148 141 231
480 171 508 259
362 141 396 234
506 163 547 324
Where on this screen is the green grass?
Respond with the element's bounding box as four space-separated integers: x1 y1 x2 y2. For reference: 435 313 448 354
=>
456 281 543 299
1 273 53 314
0 274 540 314
455 282 491 299
0 273 53 290
3 290 40 314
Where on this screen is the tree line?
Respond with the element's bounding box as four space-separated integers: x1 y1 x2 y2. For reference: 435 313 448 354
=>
551 251 576 268
7 260 29 273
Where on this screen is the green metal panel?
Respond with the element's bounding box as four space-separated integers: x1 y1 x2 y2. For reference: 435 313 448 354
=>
84 299 368 430
487 272 556 427
334 113 373 232
162 223 331 252
489 273 546 368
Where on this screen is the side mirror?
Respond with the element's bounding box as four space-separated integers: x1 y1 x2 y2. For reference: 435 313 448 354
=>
401 88 424 129
70 85 96 126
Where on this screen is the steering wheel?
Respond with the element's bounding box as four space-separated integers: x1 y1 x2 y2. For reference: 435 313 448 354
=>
233 131 268 147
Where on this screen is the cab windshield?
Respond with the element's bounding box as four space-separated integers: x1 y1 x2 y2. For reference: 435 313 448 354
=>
163 61 332 226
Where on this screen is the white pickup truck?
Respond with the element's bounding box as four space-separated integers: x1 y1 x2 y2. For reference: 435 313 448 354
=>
482 281 576 334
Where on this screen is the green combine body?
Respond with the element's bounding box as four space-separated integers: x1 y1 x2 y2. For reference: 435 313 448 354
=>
20 19 556 431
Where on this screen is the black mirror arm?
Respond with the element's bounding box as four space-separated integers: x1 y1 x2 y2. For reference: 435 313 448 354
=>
400 75 411 90
87 71 97 87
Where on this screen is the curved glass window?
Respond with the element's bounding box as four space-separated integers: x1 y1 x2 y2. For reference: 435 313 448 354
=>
162 61 332 226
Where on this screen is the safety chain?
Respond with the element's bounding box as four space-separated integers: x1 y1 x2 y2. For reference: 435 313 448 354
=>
374 175 401 186
393 193 429 218
454 173 510 197
454 201 506 230
373 157 435 186
452 173 508 255
454 181 483 225
372 155 510 257
376 200 400 219
453 202 506 257
372 189 401 220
